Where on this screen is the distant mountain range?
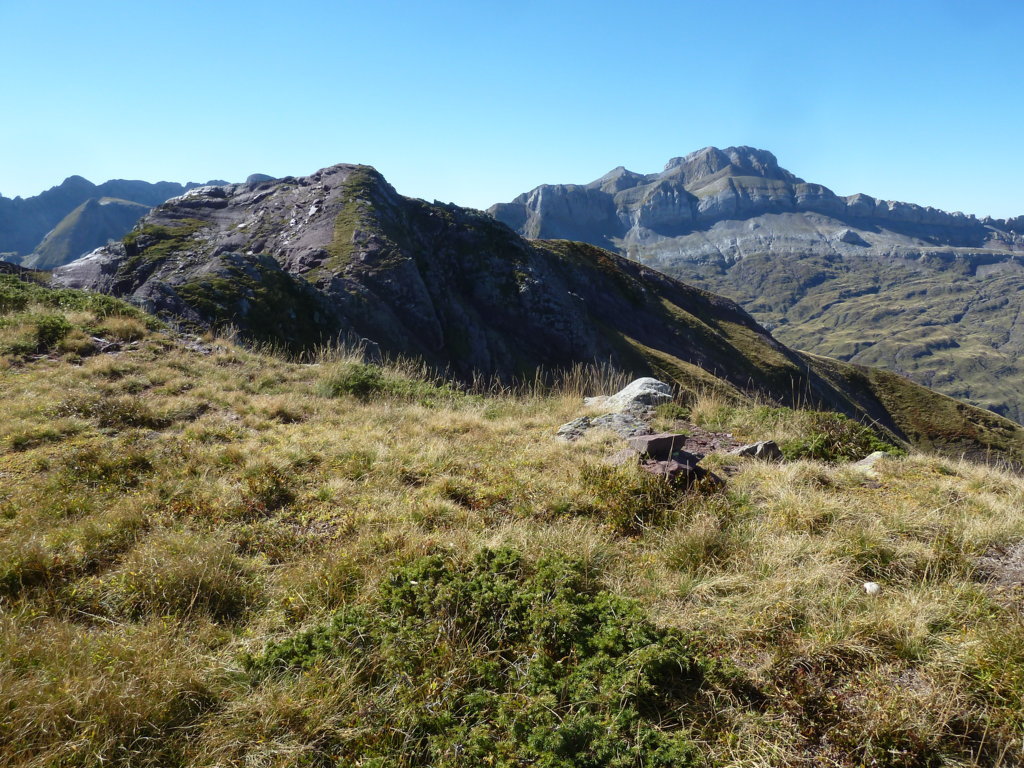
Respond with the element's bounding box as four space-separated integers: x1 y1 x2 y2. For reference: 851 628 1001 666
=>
50 163 1024 463
489 147 1024 421
0 175 226 268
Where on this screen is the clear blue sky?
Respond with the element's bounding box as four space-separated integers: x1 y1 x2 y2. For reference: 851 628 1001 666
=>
1 0 1022 218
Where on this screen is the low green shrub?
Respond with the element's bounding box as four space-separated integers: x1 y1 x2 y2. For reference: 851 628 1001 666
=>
317 361 465 405
0 274 152 320
780 411 903 462
249 548 750 767
33 315 72 350
0 283 30 314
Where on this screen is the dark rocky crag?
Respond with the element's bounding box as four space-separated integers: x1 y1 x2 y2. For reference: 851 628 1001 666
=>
0 175 226 267
54 163 1024 463
489 147 1024 422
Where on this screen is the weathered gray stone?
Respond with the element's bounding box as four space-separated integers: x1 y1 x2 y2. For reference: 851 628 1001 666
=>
556 416 592 442
598 378 672 412
833 228 869 246
729 440 783 461
855 450 889 466
557 412 653 441
592 412 653 438
854 450 889 469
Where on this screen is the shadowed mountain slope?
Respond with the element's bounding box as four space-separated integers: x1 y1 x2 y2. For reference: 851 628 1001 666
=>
53 163 1024 463
489 147 1024 421
0 176 226 266
21 197 150 270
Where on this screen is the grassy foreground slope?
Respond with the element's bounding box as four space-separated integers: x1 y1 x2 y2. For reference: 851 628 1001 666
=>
1 278 1024 767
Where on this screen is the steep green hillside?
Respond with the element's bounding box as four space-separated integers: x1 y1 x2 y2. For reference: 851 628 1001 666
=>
670 252 1024 423
1 280 1023 766
21 197 149 270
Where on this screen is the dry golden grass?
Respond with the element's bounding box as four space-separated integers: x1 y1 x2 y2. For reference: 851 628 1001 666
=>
0 287 1022 766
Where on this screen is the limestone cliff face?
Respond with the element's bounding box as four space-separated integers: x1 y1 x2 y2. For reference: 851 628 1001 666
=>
489 146 1024 260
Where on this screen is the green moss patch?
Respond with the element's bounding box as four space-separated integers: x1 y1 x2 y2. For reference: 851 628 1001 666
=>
325 166 381 271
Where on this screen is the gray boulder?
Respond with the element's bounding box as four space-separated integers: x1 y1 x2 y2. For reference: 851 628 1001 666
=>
729 440 783 461
586 377 672 413
626 432 693 461
833 228 869 246
557 412 653 441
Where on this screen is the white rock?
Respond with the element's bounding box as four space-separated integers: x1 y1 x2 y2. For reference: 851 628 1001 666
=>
599 378 672 413
855 451 889 468
862 581 881 596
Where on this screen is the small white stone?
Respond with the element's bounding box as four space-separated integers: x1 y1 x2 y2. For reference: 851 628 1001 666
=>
862 581 881 596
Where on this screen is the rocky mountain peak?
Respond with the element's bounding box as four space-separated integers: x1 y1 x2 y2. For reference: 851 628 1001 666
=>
489 147 1024 424
661 146 802 185
589 165 646 194
59 175 95 189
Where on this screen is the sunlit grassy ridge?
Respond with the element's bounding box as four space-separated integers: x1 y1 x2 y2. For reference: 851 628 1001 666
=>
1 278 1023 767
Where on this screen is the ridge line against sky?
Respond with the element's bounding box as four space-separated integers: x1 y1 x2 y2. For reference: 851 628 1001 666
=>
1 0 1022 219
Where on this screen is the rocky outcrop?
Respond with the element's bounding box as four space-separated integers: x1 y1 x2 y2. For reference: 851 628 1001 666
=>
58 165 832 389
557 413 653 441
584 377 672 412
729 441 783 461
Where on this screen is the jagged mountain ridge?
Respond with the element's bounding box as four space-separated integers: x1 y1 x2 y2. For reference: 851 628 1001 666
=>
0 175 226 266
52 163 1024 462
490 146 1024 252
489 147 1024 422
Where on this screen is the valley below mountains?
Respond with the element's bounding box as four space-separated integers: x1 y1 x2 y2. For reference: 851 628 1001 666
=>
489 147 1024 422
